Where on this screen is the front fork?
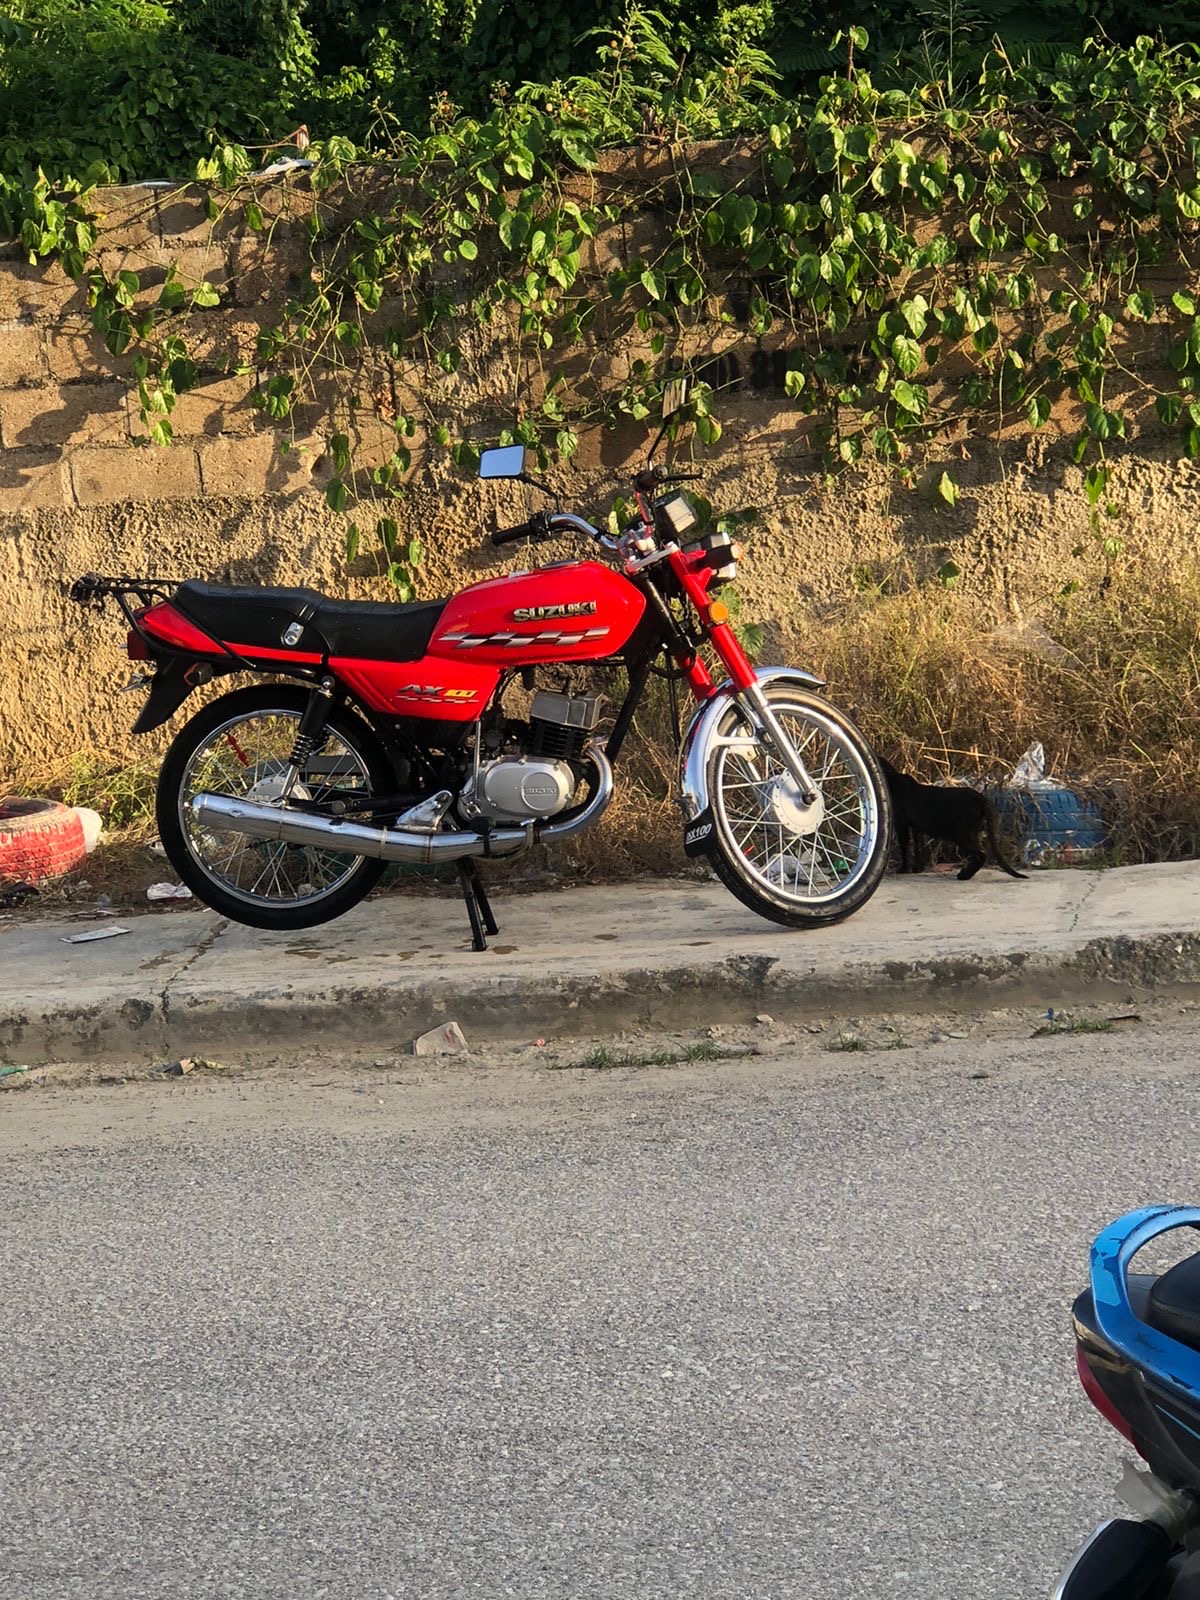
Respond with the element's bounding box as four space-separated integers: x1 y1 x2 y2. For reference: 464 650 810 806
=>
662 551 821 804
677 665 829 846
735 680 819 804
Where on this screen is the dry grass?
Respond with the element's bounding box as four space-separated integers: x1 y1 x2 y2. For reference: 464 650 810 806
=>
792 561 1200 865
10 560 1200 896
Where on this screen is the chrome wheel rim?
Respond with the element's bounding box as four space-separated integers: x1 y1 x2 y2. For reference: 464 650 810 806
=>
178 708 372 908
712 698 880 907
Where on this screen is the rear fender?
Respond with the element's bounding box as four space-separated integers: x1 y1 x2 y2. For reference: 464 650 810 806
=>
678 666 825 854
132 657 224 733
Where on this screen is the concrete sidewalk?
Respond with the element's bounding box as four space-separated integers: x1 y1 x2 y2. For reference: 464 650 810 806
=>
4 862 1200 1064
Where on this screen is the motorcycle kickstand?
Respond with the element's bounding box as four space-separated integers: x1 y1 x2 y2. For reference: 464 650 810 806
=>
458 860 499 953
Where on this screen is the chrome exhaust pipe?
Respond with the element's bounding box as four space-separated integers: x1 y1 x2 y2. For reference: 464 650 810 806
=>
190 743 613 864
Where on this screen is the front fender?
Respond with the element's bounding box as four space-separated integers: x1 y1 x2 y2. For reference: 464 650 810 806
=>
678 666 825 850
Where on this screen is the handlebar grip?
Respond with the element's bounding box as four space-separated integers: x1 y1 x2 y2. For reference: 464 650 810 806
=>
491 520 535 546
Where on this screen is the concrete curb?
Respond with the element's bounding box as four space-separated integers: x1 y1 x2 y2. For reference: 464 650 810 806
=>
4 865 1200 1064
13 930 1200 1065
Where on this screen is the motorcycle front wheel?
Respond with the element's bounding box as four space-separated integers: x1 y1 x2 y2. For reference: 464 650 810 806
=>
704 687 891 929
156 685 394 930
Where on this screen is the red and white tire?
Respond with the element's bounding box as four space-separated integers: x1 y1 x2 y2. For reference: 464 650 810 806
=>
0 798 90 884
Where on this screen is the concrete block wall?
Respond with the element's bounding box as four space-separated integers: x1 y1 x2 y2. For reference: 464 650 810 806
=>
0 176 324 520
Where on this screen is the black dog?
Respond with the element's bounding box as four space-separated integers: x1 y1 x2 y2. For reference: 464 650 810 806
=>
878 756 1026 881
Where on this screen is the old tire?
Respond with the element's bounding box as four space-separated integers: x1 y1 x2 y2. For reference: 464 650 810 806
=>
0 798 89 884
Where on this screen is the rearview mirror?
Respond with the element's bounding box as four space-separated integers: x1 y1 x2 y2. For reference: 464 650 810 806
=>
661 377 690 420
479 445 532 480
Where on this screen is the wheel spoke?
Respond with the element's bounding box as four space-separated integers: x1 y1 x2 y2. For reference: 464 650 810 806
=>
180 708 374 910
713 697 882 908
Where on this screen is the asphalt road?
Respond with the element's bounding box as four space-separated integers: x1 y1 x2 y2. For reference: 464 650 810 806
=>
2 1017 1195 1600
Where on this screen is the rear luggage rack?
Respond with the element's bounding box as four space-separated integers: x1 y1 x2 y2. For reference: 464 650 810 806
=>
70 572 293 676
69 573 183 617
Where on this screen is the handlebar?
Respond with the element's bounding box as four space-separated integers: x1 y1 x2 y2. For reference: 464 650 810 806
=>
633 464 704 491
491 518 539 546
491 509 604 547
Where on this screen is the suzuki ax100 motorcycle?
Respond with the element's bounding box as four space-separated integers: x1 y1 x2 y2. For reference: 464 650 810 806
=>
1056 1206 1200 1598
72 400 891 947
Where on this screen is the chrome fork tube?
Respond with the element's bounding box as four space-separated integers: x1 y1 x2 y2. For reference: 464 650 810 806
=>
736 682 818 804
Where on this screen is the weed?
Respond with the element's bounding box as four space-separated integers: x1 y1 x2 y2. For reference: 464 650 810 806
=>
827 1035 871 1052
552 1039 745 1071
15 555 1200 889
794 560 1200 867
9 753 159 835
1031 1018 1116 1038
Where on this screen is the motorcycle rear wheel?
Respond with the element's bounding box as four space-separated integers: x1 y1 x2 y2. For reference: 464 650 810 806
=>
704 688 891 928
156 686 394 930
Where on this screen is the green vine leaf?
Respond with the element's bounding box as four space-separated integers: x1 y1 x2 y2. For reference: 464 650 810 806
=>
936 471 958 507
892 335 922 375
640 266 665 300
892 380 928 418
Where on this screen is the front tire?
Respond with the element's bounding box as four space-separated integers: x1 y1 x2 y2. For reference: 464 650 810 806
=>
704 688 891 929
156 686 394 931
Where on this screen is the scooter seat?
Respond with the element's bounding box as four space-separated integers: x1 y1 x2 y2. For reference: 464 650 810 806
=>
173 581 447 662
1148 1253 1200 1351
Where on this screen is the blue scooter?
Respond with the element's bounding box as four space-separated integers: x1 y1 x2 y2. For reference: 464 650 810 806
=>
1057 1207 1200 1599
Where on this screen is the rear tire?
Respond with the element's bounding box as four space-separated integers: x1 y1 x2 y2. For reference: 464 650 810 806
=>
704 688 891 929
156 686 394 931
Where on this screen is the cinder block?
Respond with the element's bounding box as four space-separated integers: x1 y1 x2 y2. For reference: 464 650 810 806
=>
0 383 127 448
0 262 87 321
578 224 625 276
167 308 273 374
43 320 136 384
71 443 201 505
197 433 315 497
92 185 162 249
347 414 412 471
157 177 318 244
154 184 218 246
620 212 664 268
228 236 311 304
0 323 46 387
128 375 257 439
0 446 69 512
219 177 319 239
97 243 230 307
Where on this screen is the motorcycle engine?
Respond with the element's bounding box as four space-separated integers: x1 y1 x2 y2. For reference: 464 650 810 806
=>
461 691 602 825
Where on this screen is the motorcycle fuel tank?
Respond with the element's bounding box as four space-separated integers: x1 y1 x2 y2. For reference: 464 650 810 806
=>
332 562 647 722
429 561 646 667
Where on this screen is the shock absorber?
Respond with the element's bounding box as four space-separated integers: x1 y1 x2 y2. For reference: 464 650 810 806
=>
286 730 320 771
282 678 335 798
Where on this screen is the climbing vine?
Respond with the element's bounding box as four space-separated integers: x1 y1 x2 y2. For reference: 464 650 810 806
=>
11 18 1200 590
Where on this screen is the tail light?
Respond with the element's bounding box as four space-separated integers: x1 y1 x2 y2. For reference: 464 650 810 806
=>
1077 1346 1142 1452
126 628 149 661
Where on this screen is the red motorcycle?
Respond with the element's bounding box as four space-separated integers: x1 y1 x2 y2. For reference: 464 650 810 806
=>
72 406 891 948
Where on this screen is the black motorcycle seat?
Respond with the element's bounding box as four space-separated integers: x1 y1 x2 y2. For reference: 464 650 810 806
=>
173 581 447 662
1149 1253 1200 1351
